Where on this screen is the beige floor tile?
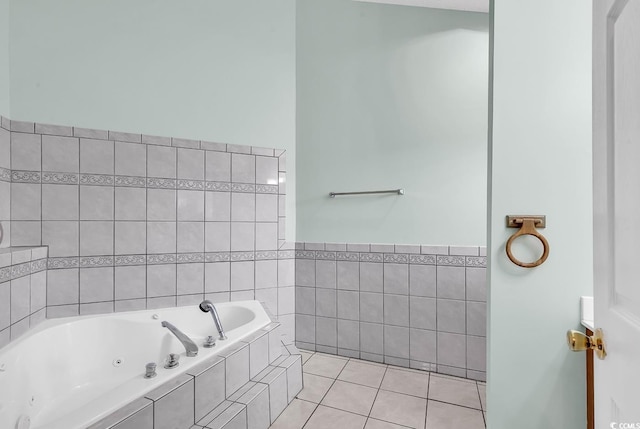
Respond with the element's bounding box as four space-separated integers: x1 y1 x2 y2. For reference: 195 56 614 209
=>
428 375 481 410
477 384 486 411
425 400 485 429
380 367 429 398
364 418 410 428
321 380 378 416
370 389 427 429
303 354 348 379
338 360 388 388
269 399 317 429
300 350 314 364
303 405 367 429
297 373 334 403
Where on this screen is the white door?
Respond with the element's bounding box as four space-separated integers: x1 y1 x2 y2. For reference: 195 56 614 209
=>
593 0 640 425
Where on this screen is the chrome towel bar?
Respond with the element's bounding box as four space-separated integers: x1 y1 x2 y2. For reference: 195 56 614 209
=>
329 189 404 198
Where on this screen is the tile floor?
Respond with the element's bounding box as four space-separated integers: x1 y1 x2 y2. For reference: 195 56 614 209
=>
269 350 486 429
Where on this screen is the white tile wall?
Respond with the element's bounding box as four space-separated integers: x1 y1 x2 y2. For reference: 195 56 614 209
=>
0 115 294 349
295 243 487 381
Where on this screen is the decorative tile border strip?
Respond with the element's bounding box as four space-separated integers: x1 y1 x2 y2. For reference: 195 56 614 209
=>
277 250 295 259
177 180 205 191
409 254 436 265
436 255 466 267
256 184 278 194
42 172 79 185
80 174 114 186
336 252 359 262
115 175 146 187
255 251 278 260
230 252 254 262
231 183 256 193
295 250 315 260
11 170 41 183
206 181 231 192
0 167 11 182
360 253 383 263
291 244 486 267
7 167 282 194
30 259 48 273
48 257 80 269
0 258 49 282
466 256 487 267
80 256 114 268
177 253 205 263
115 254 146 266
147 254 177 265
315 251 336 260
147 177 177 189
205 252 232 263
384 253 408 264
0 266 11 283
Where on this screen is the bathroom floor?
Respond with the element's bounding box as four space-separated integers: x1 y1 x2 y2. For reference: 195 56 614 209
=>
269 351 486 429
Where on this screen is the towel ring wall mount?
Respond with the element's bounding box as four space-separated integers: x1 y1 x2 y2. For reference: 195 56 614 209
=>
505 215 549 268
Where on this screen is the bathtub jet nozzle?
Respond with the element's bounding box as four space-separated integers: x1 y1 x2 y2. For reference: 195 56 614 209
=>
199 300 227 341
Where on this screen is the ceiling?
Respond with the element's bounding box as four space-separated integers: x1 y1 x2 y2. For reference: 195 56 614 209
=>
353 0 489 13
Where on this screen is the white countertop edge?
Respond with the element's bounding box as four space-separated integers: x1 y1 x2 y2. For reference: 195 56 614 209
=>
581 296 594 331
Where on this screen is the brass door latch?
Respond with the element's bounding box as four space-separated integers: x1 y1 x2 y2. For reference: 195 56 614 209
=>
566 328 607 360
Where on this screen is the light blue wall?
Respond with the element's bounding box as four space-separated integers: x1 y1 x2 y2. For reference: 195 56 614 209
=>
8 0 297 239
296 0 489 245
488 0 592 427
0 0 9 116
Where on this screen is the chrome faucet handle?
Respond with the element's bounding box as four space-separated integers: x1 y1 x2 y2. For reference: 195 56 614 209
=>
144 362 157 378
164 353 180 369
203 335 216 348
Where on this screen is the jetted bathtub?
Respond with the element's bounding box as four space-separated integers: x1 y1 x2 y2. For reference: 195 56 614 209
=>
0 300 272 429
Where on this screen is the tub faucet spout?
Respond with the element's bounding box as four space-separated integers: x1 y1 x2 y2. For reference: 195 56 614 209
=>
161 321 198 357
199 300 227 340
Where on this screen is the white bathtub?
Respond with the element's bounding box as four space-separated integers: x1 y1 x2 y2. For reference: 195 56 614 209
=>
0 300 272 429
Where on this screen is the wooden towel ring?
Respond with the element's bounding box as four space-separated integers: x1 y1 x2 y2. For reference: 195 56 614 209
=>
505 216 549 268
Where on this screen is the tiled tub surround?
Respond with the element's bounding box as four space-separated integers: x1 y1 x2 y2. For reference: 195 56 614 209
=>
0 246 48 348
294 243 487 381
0 300 302 429
1 116 294 340
90 324 303 429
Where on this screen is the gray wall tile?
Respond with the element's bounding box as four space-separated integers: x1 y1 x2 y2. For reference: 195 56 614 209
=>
177 148 204 180
383 263 408 295
360 262 382 293
409 264 436 297
80 186 114 220
147 145 176 178
436 299 466 334
80 267 114 303
337 290 359 320
360 292 383 324
437 266 465 299
115 188 146 221
115 141 146 177
315 316 337 347
80 221 113 256
409 296 436 330
147 264 177 297
295 286 315 315
205 191 230 222
81 139 114 174
337 319 359 351
383 294 409 327
205 151 231 182
11 132 41 170
337 261 359 291
315 260 336 289
42 135 79 172
231 153 256 184
42 184 79 220
315 288 336 318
